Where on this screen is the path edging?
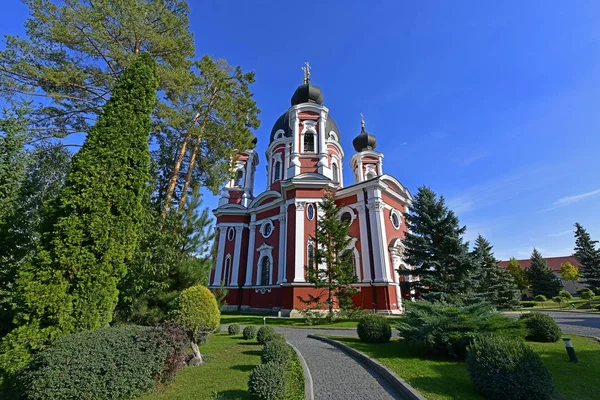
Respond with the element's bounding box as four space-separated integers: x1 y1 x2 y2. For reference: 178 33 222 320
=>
307 334 426 400
287 341 314 400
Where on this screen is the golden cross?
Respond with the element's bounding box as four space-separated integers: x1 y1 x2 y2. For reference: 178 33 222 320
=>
302 62 311 84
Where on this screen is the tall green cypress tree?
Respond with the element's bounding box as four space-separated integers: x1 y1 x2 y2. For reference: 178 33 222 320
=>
471 235 520 309
529 249 562 298
573 223 600 290
0 53 158 374
400 186 473 303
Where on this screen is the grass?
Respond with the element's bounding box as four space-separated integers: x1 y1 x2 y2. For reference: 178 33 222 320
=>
333 334 600 400
521 298 600 311
140 332 262 400
220 312 402 328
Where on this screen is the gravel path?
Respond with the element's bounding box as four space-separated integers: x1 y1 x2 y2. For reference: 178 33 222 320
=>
505 311 600 338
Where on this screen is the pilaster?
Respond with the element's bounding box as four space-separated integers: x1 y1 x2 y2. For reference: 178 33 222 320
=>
293 201 306 282
213 226 227 285
231 226 243 285
245 221 257 285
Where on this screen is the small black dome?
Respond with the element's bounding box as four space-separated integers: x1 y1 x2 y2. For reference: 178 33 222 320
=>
250 133 258 146
291 83 324 106
270 112 292 143
352 126 377 152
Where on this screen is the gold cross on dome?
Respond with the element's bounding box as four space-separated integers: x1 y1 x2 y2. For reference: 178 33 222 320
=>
302 62 311 84
360 112 365 128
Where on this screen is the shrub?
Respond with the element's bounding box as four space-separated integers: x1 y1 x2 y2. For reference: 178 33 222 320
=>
257 326 276 345
397 301 525 359
552 296 565 307
467 335 553 400
13 325 186 400
559 290 573 299
579 288 595 301
357 314 392 343
534 295 547 302
261 340 292 365
264 332 286 345
243 325 257 340
519 313 561 342
520 301 536 308
248 362 286 400
594 304 600 311
228 324 241 335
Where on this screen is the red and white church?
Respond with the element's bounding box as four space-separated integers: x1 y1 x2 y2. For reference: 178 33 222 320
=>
209 71 413 316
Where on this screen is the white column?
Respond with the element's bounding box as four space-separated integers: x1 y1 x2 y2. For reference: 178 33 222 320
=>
213 226 227 285
231 226 244 285
317 110 328 172
277 211 287 283
390 252 403 310
245 222 257 285
356 204 372 282
293 201 306 282
288 111 300 177
357 160 364 183
369 198 392 282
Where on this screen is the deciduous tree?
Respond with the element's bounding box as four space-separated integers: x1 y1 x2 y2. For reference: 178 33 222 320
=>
506 257 531 291
559 262 580 286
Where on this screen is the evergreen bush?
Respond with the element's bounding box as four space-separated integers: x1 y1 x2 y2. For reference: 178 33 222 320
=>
520 301 536 308
228 324 241 335
243 325 257 340
559 290 573 299
397 301 525 359
261 340 292 365
357 314 392 343
13 325 185 400
256 325 276 345
467 335 553 400
248 362 286 400
534 295 547 302
519 313 561 342
264 332 286 345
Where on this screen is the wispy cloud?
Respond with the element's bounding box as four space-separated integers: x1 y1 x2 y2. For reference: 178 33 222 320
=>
546 230 573 238
447 197 474 214
452 151 490 166
539 188 600 212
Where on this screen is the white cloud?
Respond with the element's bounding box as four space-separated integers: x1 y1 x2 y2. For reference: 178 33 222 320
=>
546 230 573 238
539 188 600 212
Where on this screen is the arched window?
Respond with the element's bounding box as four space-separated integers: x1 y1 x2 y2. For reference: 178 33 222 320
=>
260 256 270 286
307 242 315 277
224 256 231 286
366 171 376 180
332 163 339 184
273 161 281 182
304 132 315 152
234 169 244 186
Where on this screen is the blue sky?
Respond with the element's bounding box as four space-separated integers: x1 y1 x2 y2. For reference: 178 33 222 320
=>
2 1 600 260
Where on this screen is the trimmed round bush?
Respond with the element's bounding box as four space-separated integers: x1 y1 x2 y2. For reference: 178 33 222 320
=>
357 314 391 343
559 290 573 300
13 324 187 400
519 313 561 342
520 301 536 308
257 325 276 345
534 295 547 302
248 362 286 400
243 325 257 340
228 324 241 335
261 340 292 365
264 332 286 345
467 335 553 400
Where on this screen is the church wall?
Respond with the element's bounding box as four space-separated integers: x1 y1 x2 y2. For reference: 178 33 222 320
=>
218 215 249 224
285 202 297 281
255 206 279 221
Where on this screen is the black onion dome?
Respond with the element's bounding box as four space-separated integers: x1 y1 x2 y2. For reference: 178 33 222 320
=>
250 132 258 146
352 126 377 152
269 112 292 142
291 83 324 106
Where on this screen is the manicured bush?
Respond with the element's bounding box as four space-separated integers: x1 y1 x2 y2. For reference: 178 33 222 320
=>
13 324 186 400
228 324 241 335
520 301 536 308
264 332 286 345
519 312 561 342
397 302 525 359
357 314 392 343
552 296 565 307
243 325 257 340
257 325 276 345
559 290 573 299
534 294 547 302
466 335 553 400
248 362 286 400
579 288 595 301
261 340 292 365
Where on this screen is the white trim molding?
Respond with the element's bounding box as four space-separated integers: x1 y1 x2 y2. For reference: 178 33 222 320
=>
257 243 274 286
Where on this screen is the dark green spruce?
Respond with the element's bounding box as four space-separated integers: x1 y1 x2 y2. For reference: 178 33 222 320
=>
529 249 562 298
573 222 600 291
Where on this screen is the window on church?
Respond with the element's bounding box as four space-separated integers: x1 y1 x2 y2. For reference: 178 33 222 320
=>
260 256 270 286
307 204 315 221
340 212 352 225
307 243 315 277
304 132 315 152
234 169 244 186
273 161 281 182
332 163 339 184
224 256 231 286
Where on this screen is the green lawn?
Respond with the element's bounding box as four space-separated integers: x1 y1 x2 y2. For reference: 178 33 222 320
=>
220 313 402 329
522 298 600 311
333 335 600 400
141 332 262 400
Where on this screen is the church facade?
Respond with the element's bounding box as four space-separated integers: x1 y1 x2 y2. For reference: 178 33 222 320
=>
209 74 413 316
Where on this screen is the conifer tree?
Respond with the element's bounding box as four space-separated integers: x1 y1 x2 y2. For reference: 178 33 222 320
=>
471 235 520 309
0 53 158 374
400 186 473 303
529 249 562 298
573 223 600 290
506 257 531 291
300 191 358 317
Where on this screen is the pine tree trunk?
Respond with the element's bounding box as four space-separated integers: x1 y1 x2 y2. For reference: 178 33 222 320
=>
189 337 203 366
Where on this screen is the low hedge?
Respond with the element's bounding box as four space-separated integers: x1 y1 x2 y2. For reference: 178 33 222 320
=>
13 324 187 400
243 325 257 340
261 340 291 365
467 335 553 400
519 313 561 342
228 324 241 335
256 326 276 345
264 332 286 345
520 301 536 308
248 362 286 400
357 314 391 343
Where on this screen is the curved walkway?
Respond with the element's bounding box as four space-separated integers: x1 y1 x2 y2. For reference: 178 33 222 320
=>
505 311 600 338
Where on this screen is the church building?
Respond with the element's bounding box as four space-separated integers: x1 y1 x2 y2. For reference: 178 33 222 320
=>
210 66 413 316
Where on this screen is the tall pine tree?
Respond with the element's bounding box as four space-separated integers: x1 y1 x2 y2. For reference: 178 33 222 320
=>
529 249 562 298
400 186 473 303
573 223 600 290
0 53 158 374
471 235 520 309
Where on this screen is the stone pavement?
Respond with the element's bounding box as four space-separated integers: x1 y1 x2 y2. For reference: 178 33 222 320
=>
505 310 600 338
